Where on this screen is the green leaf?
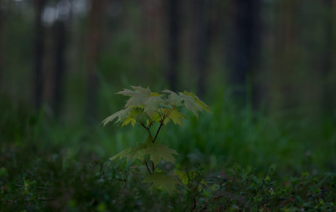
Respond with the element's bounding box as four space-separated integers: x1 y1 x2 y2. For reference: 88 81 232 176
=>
178 93 203 118
121 116 136 127
132 86 151 96
143 96 164 118
165 109 187 126
124 143 149 163
101 108 133 126
117 88 137 96
183 91 212 114
145 143 178 166
175 170 189 185
162 89 183 105
150 112 161 123
143 172 180 195
110 147 132 161
119 86 164 117
109 142 177 167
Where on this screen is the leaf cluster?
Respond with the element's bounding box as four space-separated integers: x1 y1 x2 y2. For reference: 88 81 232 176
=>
102 86 211 129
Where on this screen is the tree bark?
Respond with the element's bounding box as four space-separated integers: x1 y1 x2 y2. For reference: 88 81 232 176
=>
52 18 67 117
33 0 47 111
321 0 334 115
86 0 105 123
192 0 214 98
0 1 5 90
227 0 261 107
166 0 180 91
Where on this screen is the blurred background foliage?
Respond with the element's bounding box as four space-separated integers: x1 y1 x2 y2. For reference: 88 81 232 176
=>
0 0 336 175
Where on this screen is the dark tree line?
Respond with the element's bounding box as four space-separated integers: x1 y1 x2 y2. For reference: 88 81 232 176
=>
0 0 334 123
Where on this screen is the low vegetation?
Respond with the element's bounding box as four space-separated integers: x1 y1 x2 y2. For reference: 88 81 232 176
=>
1 87 335 211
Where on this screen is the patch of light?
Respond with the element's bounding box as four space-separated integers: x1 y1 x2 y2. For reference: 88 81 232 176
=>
72 0 89 15
56 0 71 21
42 5 57 26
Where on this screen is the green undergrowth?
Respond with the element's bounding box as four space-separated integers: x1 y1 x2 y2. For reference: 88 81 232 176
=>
1 92 336 211
1 148 336 211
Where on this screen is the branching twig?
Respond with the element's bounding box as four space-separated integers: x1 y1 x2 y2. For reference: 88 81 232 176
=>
191 197 197 212
140 122 153 141
153 108 174 143
153 122 164 143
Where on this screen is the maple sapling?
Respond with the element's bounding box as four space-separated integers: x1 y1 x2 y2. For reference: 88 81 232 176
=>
102 86 211 194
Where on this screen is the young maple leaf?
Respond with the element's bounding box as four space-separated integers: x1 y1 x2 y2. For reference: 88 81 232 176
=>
162 89 183 105
101 108 133 126
145 143 178 166
165 109 187 126
118 86 164 117
178 93 203 118
183 91 212 114
143 172 180 195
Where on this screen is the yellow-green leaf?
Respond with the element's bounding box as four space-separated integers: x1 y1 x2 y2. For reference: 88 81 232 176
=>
183 91 212 114
166 109 187 126
101 108 133 126
122 117 136 127
178 93 203 118
175 170 188 185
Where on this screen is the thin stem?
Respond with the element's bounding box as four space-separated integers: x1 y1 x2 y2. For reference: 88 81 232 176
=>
190 197 196 212
153 122 163 143
145 162 152 175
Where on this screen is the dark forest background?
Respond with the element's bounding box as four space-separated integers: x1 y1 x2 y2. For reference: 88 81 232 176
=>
1 0 336 172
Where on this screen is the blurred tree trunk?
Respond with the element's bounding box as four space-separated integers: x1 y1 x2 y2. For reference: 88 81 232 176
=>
321 0 334 114
86 0 106 123
274 0 297 110
227 0 261 108
33 0 47 110
52 0 70 117
192 0 212 97
0 2 4 89
166 0 180 91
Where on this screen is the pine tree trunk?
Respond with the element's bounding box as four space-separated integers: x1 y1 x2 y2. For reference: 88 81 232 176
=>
0 1 5 89
166 0 180 91
227 0 261 107
192 0 211 98
86 0 105 123
321 0 334 115
33 0 47 110
53 17 67 117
